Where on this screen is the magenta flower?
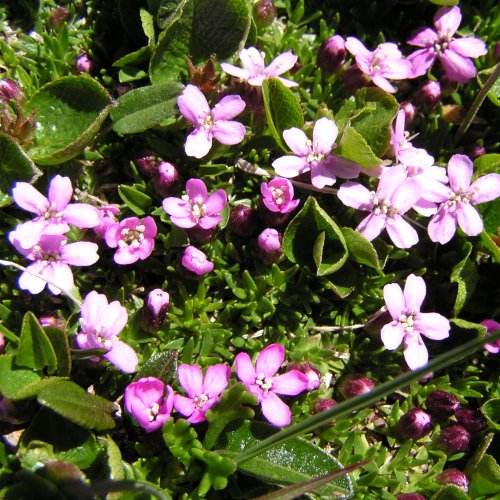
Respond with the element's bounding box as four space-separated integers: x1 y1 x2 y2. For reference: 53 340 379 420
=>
174 363 231 423
235 344 309 427
221 47 298 87
261 178 300 214
345 38 413 93
181 246 214 275
76 291 138 373
426 155 500 244
163 179 227 230
105 216 157 265
9 233 99 295
381 274 450 370
257 228 282 261
124 377 174 432
93 205 120 238
407 6 487 83
337 168 422 248
177 84 246 159
481 320 500 354
272 117 361 189
11 175 100 249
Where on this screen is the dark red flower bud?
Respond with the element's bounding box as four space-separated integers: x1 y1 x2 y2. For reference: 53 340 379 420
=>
454 409 487 433
48 7 70 29
317 35 346 75
338 373 375 399
464 144 486 160
397 408 432 441
312 398 338 414
436 468 469 491
228 205 259 237
75 54 94 74
135 154 159 176
0 79 23 103
425 390 461 419
187 226 217 243
400 101 416 128
340 65 371 95
253 0 277 28
413 80 441 112
396 494 427 500
438 425 471 454
153 161 180 197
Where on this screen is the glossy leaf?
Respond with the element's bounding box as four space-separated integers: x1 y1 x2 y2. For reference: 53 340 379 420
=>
433 485 471 499
450 241 478 316
118 184 152 215
134 350 178 384
477 66 500 107
24 76 112 165
341 226 382 271
469 454 500 497
0 354 42 399
482 399 500 431
44 327 72 377
337 126 382 168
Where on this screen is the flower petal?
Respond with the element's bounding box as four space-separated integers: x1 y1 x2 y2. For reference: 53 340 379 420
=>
428 206 457 244
383 282 406 319
81 291 108 331
310 160 336 189
371 74 396 93
357 213 386 241
265 51 298 77
178 84 210 125
337 182 373 210
272 155 309 178
391 179 422 214
329 156 361 179
448 154 473 192
456 203 483 236
271 370 308 396
407 48 437 77
256 344 284 378
185 128 212 159
61 242 99 266
403 274 426 312
211 95 246 121
220 62 250 80
63 203 100 228
449 37 487 58
345 37 371 59
12 182 49 214
186 179 208 201
470 174 500 204
202 364 230 398
414 312 450 340
282 128 310 156
105 339 138 373
407 27 438 48
381 322 406 350
260 392 291 427
212 120 246 146
434 6 461 38
48 175 72 211
312 117 337 155
403 331 428 370
234 352 257 384
386 215 419 248
174 394 195 418
439 50 476 83
18 262 48 294
101 301 128 338
114 246 140 265
178 364 203 399
45 262 74 294
205 189 227 215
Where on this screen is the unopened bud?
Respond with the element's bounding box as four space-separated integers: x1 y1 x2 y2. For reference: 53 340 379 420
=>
288 361 321 391
312 397 338 414
317 35 346 75
75 54 94 74
0 79 23 103
436 468 469 491
135 154 159 176
397 408 432 441
338 373 375 399
228 205 259 237
181 246 214 276
253 0 277 28
94 205 120 238
144 289 170 330
425 390 461 419
396 494 426 500
257 228 282 263
454 409 486 433
340 65 370 95
400 101 416 128
437 425 471 454
187 226 218 244
48 7 70 29
153 161 180 197
464 144 486 160
413 80 441 112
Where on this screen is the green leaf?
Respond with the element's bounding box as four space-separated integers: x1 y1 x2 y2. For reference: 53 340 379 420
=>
135 350 178 384
477 66 500 107
112 46 150 68
450 241 478 316
37 380 117 431
44 327 72 377
191 448 237 494
262 78 304 151
25 76 112 165
140 8 156 45
118 184 152 215
450 318 487 334
480 232 500 263
469 455 500 497
162 418 203 467
428 0 458 5
101 435 126 480
474 153 500 175
0 133 42 206
432 485 471 499
341 226 382 271
482 399 500 431
283 197 348 276
157 0 191 30
0 354 42 399
111 82 183 134
17 312 57 374
216 420 353 498
191 0 251 60
337 126 382 168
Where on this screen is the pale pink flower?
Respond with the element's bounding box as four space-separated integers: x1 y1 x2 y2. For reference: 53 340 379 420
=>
181 246 214 275
257 228 282 262
235 344 309 427
145 289 170 329
345 38 413 93
261 178 300 213
174 363 231 423
426 155 500 244
382 274 450 370
272 117 361 189
177 85 246 158
221 47 298 87
163 179 227 230
105 216 157 265
9 233 99 295
124 377 174 432
407 6 487 83
76 291 138 373
11 175 100 249
337 168 422 248
93 205 120 238
481 320 500 354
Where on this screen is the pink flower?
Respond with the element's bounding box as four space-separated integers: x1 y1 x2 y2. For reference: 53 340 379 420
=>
145 289 170 329
235 344 309 427
381 274 450 370
163 179 227 230
221 47 298 87
174 363 231 423
177 84 246 158
272 117 361 189
105 216 157 264
481 320 500 354
337 168 422 248
9 233 99 295
407 6 487 83
93 205 120 238
11 175 100 249
181 246 214 275
124 377 174 432
76 291 138 373
261 178 300 214
345 38 413 93
426 155 500 244
257 228 282 263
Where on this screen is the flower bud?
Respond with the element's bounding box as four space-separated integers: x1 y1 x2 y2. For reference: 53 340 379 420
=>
145 289 170 330
482 319 500 354
425 390 461 419
181 246 214 275
48 7 70 29
439 75 458 97
396 494 426 500
0 79 23 103
397 408 432 441
312 398 337 414
135 154 159 176
494 42 500 62
228 205 259 237
454 409 486 433
437 425 471 454
153 161 180 197
75 54 94 74
253 0 277 28
338 373 375 399
340 65 370 95
317 35 346 75
413 80 441 112
436 468 469 491
39 313 66 330
287 361 321 391
400 101 416 128
257 228 282 263
187 226 218 243
464 144 486 160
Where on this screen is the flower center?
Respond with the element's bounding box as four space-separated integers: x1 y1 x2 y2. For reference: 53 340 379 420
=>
33 244 61 263
371 193 399 218
199 114 214 129
193 394 208 409
256 373 273 393
118 225 145 249
146 403 160 422
306 140 325 164
399 313 416 333
434 32 452 54
271 187 285 206
446 189 473 210
190 195 207 223
43 202 64 221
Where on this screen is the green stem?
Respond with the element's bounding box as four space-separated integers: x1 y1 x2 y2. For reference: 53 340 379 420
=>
235 328 500 466
455 63 500 143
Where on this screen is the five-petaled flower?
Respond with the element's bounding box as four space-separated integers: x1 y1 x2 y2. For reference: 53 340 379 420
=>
261 178 300 214
163 179 227 230
235 344 309 427
345 38 413 93
381 274 450 370
177 84 246 158
407 6 487 83
124 377 174 432
221 47 298 88
426 154 500 244
11 175 100 249
76 291 138 373
174 363 231 423
272 117 361 189
105 216 157 265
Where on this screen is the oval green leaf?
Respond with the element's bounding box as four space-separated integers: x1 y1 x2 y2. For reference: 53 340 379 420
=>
0 354 42 400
